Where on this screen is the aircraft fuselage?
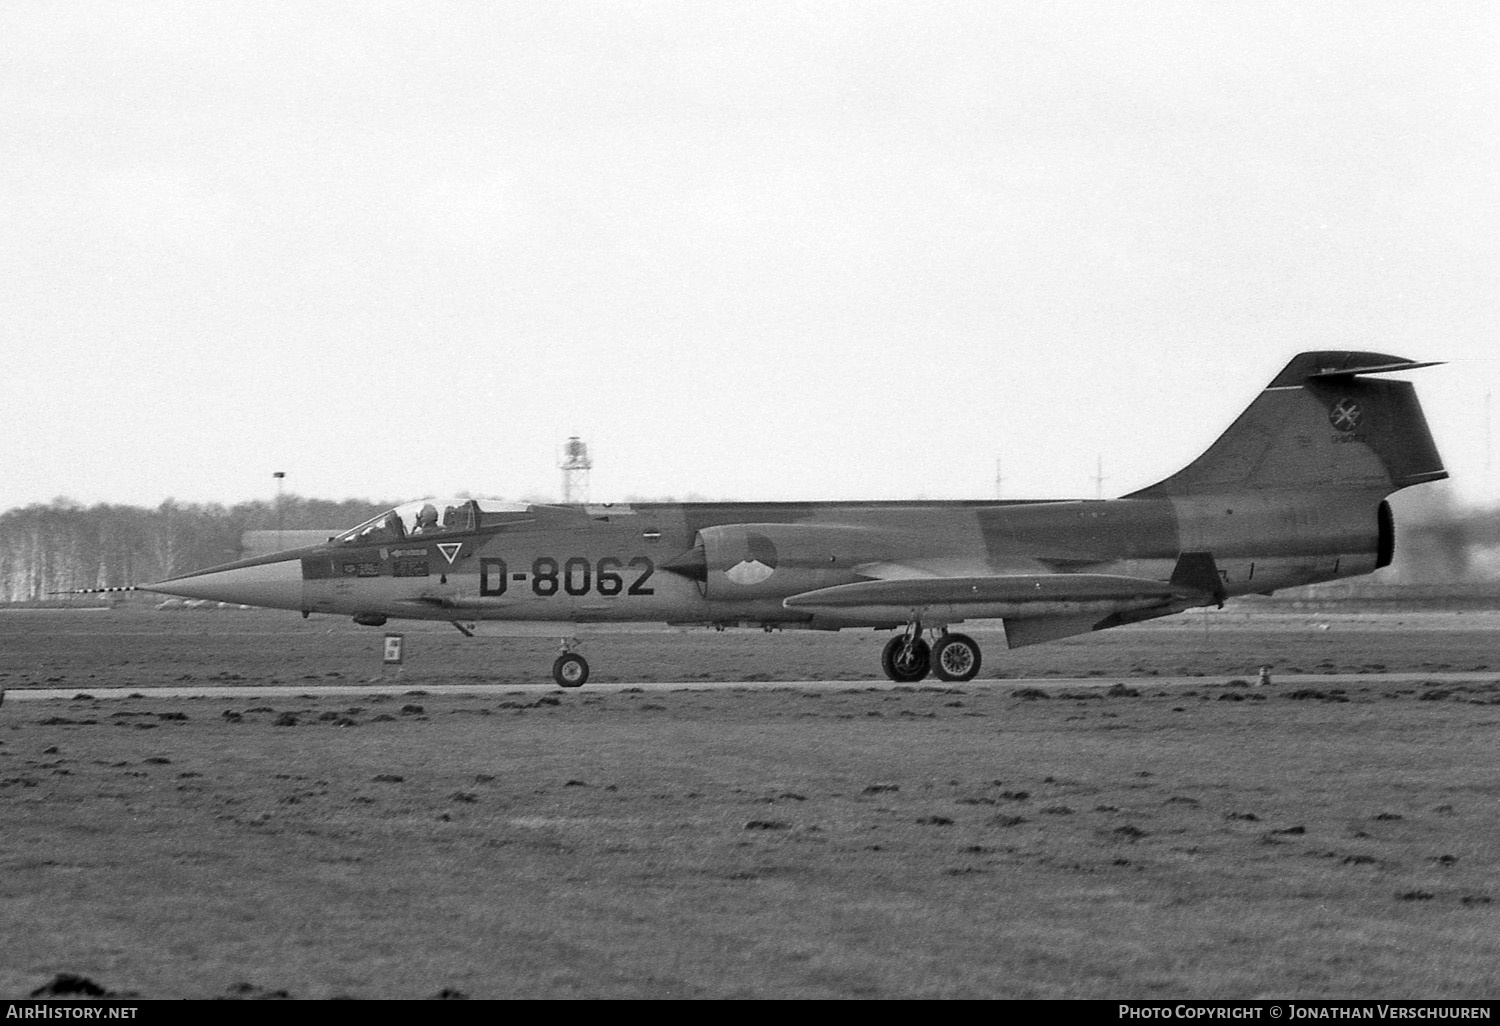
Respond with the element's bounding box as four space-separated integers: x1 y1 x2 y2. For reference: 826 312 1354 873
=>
164 489 1389 629
134 351 1444 685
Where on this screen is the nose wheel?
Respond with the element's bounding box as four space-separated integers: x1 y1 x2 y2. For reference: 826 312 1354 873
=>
551 637 590 688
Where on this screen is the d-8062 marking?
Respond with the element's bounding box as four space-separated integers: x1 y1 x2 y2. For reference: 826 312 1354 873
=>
479 556 655 598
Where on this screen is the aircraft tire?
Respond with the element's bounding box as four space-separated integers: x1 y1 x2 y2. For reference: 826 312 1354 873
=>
552 653 589 688
880 635 930 683
931 633 981 682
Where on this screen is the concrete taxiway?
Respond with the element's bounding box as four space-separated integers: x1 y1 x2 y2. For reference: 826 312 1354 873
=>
4 671 1497 703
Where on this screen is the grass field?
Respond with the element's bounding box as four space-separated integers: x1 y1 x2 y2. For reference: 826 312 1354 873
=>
3 609 1498 998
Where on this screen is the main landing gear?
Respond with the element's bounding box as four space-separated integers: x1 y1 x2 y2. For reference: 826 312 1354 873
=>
881 625 982 683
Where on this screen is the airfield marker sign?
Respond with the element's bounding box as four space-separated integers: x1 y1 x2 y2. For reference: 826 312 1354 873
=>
383 633 404 666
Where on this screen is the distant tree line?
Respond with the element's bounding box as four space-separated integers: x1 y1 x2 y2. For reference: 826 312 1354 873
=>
1384 488 1500 584
0 497 394 603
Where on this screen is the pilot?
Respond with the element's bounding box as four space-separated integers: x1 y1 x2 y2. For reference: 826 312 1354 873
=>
413 503 439 534
442 505 461 529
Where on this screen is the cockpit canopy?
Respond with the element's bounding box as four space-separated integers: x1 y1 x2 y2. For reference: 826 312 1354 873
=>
334 498 529 545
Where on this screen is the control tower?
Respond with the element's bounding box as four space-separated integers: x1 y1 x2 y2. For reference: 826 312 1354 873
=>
560 436 592 504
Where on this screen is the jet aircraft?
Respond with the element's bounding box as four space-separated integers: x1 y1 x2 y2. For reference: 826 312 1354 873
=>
132 351 1445 687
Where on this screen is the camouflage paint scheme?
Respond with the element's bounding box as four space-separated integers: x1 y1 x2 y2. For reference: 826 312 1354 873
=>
145 352 1445 683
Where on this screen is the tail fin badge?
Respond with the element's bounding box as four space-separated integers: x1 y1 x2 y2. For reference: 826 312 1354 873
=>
1329 399 1363 432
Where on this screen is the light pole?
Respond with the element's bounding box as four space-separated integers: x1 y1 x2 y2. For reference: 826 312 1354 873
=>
273 471 286 550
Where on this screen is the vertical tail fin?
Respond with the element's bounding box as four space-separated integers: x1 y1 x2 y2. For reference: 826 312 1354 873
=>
1127 351 1446 498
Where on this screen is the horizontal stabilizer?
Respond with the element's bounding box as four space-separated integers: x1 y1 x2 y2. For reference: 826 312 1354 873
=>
1305 359 1442 380
1265 350 1443 387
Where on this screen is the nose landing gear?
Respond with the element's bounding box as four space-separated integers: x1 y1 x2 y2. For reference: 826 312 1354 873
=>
552 638 590 688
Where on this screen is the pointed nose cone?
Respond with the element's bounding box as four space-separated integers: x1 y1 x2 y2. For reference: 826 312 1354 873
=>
148 557 305 610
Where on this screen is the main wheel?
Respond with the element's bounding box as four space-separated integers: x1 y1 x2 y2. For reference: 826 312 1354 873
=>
880 635 931 683
931 633 981 682
552 652 589 688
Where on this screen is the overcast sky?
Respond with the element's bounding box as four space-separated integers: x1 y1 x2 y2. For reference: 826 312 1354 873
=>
4 1 1497 513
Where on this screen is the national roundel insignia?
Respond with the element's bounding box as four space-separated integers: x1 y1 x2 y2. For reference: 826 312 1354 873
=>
1328 398 1362 432
724 532 779 587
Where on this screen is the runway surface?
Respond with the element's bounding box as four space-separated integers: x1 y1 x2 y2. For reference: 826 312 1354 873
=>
5 671 1497 702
